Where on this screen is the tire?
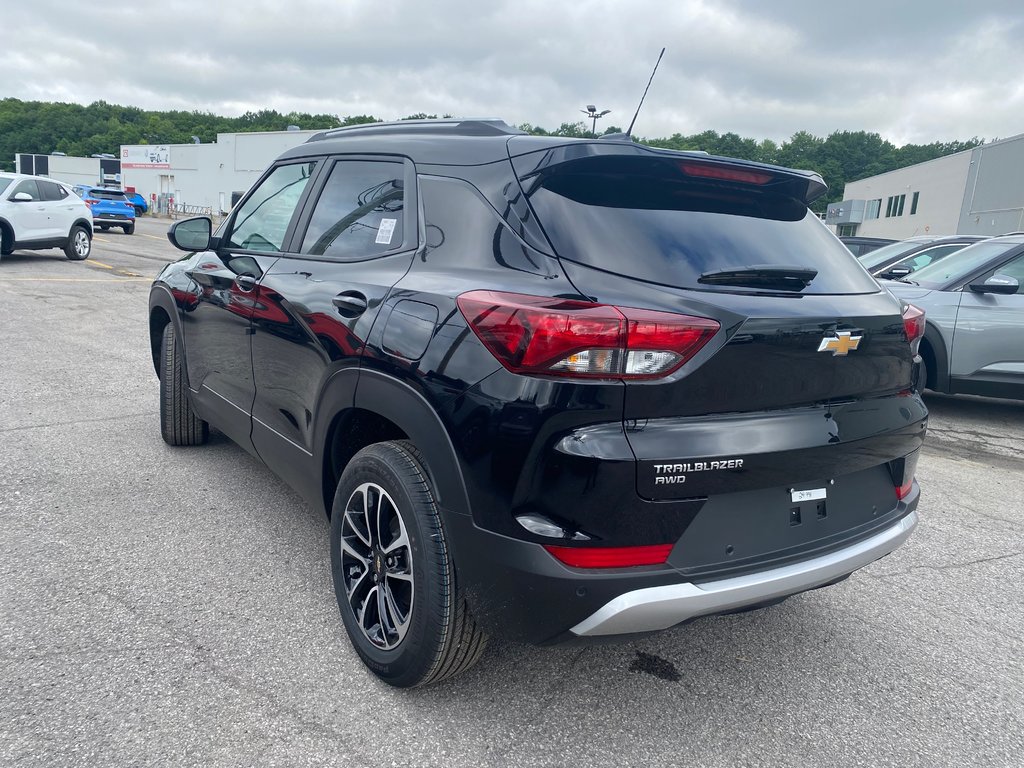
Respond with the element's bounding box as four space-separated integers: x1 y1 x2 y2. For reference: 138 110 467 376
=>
64 225 91 260
330 440 487 688
124 223 135 235
917 354 929 393
159 324 209 446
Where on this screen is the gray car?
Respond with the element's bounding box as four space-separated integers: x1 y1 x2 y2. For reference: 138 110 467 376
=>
885 234 1024 400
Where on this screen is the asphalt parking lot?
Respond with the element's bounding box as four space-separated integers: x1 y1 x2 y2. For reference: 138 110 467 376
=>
1 218 1022 767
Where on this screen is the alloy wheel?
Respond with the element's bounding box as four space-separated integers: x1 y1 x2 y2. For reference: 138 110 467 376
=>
74 230 90 257
340 482 414 650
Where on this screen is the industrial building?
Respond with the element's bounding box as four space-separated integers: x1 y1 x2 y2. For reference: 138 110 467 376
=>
826 132 1024 239
15 127 321 215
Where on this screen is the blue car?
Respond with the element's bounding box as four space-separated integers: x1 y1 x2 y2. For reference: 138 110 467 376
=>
125 191 148 216
72 185 136 235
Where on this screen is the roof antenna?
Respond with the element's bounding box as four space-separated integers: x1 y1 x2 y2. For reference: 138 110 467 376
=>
626 47 665 137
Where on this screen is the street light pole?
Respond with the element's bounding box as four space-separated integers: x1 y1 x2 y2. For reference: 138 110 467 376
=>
580 105 611 136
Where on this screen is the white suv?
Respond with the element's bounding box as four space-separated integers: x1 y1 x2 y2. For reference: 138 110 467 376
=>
0 172 94 262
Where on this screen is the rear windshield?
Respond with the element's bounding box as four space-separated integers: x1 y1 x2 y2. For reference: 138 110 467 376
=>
523 157 879 294
91 190 128 201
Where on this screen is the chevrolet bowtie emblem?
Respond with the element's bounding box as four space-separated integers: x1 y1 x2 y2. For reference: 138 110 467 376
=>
817 331 862 356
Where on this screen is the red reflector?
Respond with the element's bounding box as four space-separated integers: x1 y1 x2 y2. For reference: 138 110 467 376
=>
456 290 719 379
543 543 674 568
85 198 99 205
895 478 914 500
678 161 773 185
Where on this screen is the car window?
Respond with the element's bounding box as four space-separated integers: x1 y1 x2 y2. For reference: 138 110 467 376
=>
859 240 933 270
9 179 41 201
891 244 965 273
228 162 316 252
0 178 12 195
982 253 1024 294
522 156 878 294
39 180 68 201
912 240 1024 288
300 160 406 260
91 189 128 201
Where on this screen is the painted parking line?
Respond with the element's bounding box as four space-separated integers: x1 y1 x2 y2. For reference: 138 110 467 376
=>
0 276 150 282
141 233 166 241
86 259 114 269
93 237 111 243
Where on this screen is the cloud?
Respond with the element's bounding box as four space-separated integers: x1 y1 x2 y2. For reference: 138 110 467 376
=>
3 0 1023 144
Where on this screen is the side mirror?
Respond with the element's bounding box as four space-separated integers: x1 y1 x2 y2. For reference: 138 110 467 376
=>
968 274 1019 295
168 217 214 252
881 266 913 280
10 192 33 202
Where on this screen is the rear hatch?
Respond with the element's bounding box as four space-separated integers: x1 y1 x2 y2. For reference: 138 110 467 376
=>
511 142 925 572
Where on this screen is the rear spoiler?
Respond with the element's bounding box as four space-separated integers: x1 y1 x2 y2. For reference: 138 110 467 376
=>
507 138 828 205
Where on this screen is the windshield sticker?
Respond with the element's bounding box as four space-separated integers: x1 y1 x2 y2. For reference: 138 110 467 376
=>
375 218 397 245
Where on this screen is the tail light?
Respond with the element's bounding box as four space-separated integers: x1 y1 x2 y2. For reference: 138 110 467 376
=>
902 304 925 354
456 290 719 379
85 198 99 206
543 543 674 568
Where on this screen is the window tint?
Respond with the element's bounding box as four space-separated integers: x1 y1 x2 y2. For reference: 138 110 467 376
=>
229 161 316 252
0 178 12 195
39 180 68 201
10 179 40 201
524 157 879 294
300 160 405 260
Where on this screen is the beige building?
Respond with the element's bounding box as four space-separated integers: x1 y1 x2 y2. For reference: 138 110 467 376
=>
826 132 1024 239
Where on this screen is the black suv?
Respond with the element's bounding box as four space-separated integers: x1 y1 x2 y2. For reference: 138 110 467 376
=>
149 120 927 687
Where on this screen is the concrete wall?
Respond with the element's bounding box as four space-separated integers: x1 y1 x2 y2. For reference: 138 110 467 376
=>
957 137 1024 235
120 129 320 213
842 151 972 238
15 154 106 188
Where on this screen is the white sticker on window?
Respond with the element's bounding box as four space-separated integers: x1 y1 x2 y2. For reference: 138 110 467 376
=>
375 218 397 245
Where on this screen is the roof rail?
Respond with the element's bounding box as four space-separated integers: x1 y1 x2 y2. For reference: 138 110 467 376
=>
307 118 525 142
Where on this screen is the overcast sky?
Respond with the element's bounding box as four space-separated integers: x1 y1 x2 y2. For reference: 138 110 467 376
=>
6 0 1023 146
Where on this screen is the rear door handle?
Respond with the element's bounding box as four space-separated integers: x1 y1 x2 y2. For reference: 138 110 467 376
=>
332 292 368 317
234 274 257 292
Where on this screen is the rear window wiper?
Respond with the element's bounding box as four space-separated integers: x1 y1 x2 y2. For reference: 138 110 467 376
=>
698 266 818 291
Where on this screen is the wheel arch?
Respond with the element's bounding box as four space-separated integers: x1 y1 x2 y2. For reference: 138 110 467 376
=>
0 218 14 250
148 286 182 376
920 322 950 392
317 369 472 522
72 217 94 235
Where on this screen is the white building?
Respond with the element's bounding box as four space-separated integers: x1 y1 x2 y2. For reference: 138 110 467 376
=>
120 128 321 214
15 128 323 215
826 132 1024 239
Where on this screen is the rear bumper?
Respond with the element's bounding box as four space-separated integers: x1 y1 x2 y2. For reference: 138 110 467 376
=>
445 485 920 645
570 508 917 637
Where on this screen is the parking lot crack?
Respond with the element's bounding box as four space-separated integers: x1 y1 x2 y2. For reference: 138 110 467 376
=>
868 550 1022 580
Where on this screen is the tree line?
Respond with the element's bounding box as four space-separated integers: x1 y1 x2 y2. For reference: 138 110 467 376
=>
0 98 982 211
